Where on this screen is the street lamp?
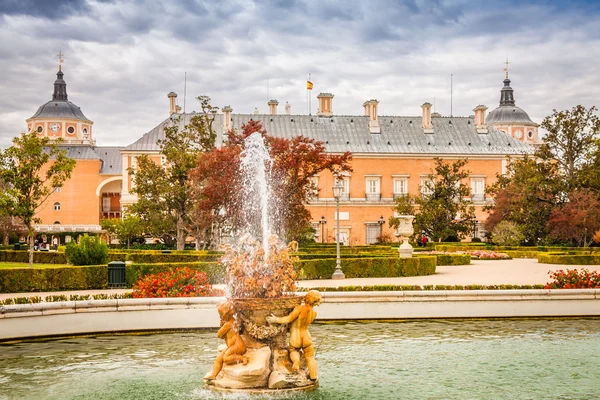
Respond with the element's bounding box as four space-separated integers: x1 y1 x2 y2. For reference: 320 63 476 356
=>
332 183 345 280
319 216 327 243
378 215 385 241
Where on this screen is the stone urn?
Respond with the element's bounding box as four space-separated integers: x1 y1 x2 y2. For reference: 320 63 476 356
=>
231 296 302 348
394 215 415 258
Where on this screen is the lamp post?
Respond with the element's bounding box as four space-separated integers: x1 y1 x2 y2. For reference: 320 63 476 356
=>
472 219 479 240
332 183 345 280
319 216 327 243
378 215 385 241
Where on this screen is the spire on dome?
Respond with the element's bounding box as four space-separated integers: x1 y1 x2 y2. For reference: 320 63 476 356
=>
52 69 68 101
499 77 515 106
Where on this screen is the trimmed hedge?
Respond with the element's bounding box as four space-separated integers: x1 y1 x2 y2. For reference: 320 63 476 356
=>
538 254 600 265
0 250 67 264
502 250 539 259
125 262 225 286
0 265 107 292
427 254 471 266
298 283 546 292
124 253 220 264
294 256 436 280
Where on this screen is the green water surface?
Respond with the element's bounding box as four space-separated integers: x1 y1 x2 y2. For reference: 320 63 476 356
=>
0 319 599 400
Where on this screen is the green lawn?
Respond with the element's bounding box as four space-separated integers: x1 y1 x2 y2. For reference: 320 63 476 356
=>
0 262 73 269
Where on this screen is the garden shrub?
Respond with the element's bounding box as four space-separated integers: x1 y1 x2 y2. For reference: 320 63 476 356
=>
538 254 600 265
65 235 109 266
491 221 525 246
132 267 214 298
545 269 600 289
126 262 224 286
425 254 471 266
125 252 220 264
0 265 107 293
294 256 436 280
0 250 67 264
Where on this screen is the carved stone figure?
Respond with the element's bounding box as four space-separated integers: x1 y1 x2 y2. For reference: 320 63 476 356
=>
204 301 248 381
266 290 322 380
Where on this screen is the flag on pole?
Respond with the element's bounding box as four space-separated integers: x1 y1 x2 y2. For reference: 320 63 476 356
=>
307 80 313 90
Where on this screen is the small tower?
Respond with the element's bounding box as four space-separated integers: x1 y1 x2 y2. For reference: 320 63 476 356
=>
26 60 94 145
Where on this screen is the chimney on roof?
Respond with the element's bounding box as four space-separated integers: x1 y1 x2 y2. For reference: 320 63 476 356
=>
317 93 334 116
421 102 433 133
364 99 380 134
268 99 279 115
168 92 178 115
222 106 233 132
473 104 488 133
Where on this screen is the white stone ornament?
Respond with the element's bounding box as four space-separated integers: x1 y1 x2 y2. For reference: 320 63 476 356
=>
394 215 415 258
50 123 60 132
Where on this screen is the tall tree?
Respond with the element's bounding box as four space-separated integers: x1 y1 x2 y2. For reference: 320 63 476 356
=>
130 96 216 250
101 215 144 249
0 133 75 267
537 105 600 191
485 156 560 245
547 188 600 247
390 158 476 242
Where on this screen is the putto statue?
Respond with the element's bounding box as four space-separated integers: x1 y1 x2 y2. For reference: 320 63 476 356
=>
203 301 248 381
267 290 322 381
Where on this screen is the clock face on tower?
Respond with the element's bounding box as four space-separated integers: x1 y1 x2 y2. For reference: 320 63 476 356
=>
514 129 523 139
50 123 60 133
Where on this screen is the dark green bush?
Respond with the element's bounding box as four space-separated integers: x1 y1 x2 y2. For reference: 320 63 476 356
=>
294 256 436 280
538 254 600 265
425 254 471 266
0 265 107 292
126 262 224 286
0 250 67 264
125 253 220 264
65 235 109 266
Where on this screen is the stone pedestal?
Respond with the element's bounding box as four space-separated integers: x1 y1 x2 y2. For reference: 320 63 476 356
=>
398 238 414 258
212 347 272 390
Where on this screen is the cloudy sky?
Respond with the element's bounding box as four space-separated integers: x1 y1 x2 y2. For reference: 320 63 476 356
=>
0 0 599 148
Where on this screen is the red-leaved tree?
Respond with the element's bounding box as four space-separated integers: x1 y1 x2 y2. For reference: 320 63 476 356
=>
547 188 600 247
190 120 351 246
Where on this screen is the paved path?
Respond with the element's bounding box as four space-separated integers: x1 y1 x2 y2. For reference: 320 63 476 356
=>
2 258 599 300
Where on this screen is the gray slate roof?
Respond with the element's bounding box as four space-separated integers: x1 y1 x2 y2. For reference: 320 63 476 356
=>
30 100 89 121
487 105 536 125
125 113 533 156
49 145 123 175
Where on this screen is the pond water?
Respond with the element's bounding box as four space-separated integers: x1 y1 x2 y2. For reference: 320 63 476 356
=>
1 319 599 400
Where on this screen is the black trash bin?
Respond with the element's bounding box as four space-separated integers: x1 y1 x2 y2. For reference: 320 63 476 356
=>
108 261 126 288
13 243 20 251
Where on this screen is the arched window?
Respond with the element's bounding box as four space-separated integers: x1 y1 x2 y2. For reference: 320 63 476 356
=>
54 221 61 225
54 202 61 211
528 131 533 139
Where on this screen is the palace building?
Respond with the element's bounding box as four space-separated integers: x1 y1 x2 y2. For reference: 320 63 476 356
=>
28 66 538 245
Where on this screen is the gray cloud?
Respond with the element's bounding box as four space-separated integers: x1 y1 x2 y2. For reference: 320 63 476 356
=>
1 0 599 149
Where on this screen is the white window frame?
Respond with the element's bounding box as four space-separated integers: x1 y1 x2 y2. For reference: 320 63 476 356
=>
420 176 434 196
393 178 408 198
470 177 485 201
103 197 111 213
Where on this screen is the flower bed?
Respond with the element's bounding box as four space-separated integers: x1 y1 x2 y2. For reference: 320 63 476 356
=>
419 250 510 260
545 269 600 289
132 267 219 298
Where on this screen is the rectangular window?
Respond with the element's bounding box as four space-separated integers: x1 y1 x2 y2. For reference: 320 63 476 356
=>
471 178 485 201
393 178 408 199
366 224 380 244
365 177 381 201
103 197 111 213
420 177 434 197
337 177 350 201
308 177 319 201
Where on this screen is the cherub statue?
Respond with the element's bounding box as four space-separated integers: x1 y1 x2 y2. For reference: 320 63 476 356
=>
266 290 322 380
204 301 248 381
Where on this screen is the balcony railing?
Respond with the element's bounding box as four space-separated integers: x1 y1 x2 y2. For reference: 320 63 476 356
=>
365 193 382 201
337 193 350 201
471 194 485 202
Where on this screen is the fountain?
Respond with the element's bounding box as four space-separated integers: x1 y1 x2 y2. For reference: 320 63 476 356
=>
203 132 321 392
